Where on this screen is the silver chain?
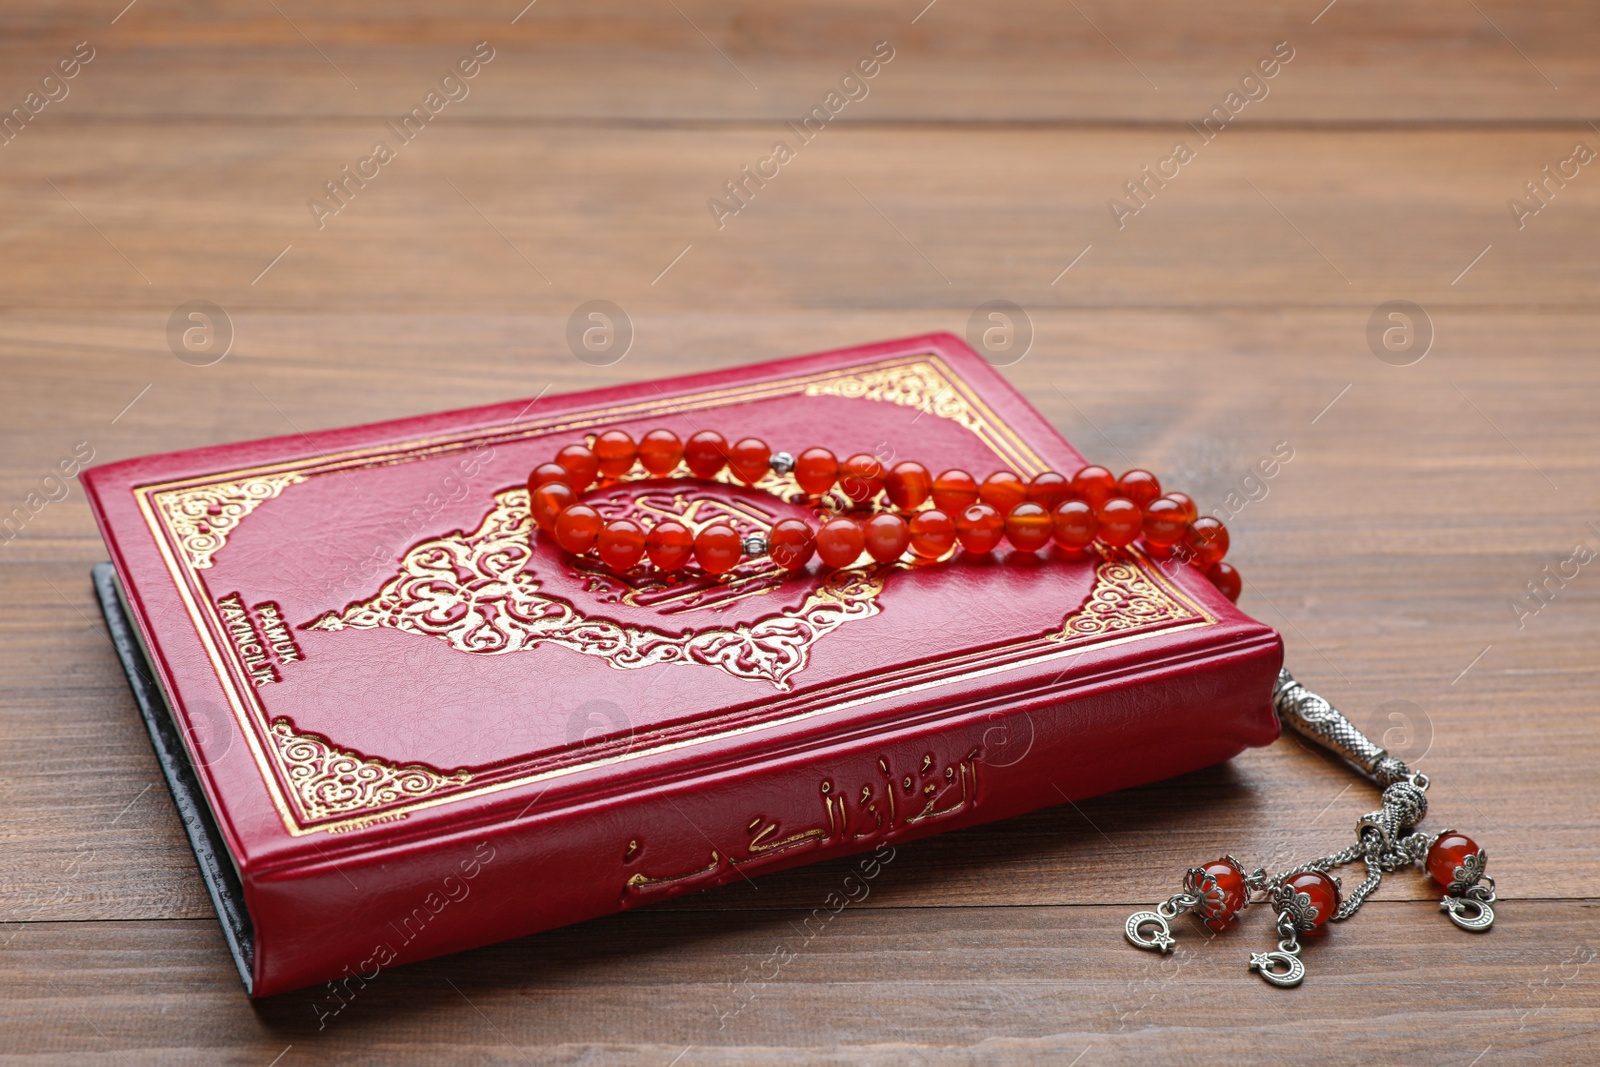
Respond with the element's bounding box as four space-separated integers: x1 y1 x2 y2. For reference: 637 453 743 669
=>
1123 668 1495 987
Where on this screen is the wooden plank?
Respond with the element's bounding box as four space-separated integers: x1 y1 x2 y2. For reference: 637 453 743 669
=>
1 904 1595 1064
3 4 1595 1056
0 125 1595 312
1 0 1594 122
2 310 1594 921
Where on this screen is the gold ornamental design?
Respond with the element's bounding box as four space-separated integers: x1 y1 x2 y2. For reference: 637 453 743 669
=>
1048 550 1202 643
155 473 308 569
803 361 989 436
267 718 471 822
304 487 886 689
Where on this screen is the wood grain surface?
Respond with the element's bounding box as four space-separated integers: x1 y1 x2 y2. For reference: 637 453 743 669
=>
2 2 1597 1064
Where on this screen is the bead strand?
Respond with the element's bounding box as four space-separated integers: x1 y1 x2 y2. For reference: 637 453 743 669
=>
527 430 1243 602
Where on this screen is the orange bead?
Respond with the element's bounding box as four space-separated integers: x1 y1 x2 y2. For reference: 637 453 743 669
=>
768 518 816 571
1116 469 1162 508
1071 464 1116 508
1285 871 1341 928
555 444 599 491
955 503 1004 554
1027 471 1074 511
530 480 575 532
839 453 885 504
863 512 910 563
1166 491 1198 524
1196 857 1249 932
1051 500 1097 552
593 430 637 478
1187 516 1229 567
908 508 956 560
816 517 865 568
638 429 684 476
1095 497 1142 548
530 463 570 491
554 503 603 553
728 437 771 485
979 471 1028 514
795 448 840 496
645 519 694 572
684 431 728 479
1207 561 1241 603
597 519 646 570
931 469 980 513
694 523 743 574
1426 832 1482 888
1142 497 1190 548
885 461 933 510
1004 502 1053 552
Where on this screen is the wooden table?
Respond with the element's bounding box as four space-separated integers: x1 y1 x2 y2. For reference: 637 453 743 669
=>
3 2 1597 1063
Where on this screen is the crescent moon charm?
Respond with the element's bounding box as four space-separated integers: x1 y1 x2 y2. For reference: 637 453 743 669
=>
1442 895 1495 931
1124 910 1176 952
1249 950 1306 988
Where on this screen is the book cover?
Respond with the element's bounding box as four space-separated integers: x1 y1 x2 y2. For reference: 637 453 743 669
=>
83 332 1282 997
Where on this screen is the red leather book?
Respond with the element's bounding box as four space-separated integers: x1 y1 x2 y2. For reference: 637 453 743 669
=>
83 332 1282 999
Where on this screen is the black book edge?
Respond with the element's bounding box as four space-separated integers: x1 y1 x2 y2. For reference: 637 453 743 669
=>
92 562 255 994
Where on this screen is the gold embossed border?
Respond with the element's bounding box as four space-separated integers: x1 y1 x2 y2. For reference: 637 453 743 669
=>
1049 547 1202 643
132 354 1217 835
155 474 308 570
268 719 471 824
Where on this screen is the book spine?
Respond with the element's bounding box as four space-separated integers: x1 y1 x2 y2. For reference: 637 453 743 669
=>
251 635 1281 998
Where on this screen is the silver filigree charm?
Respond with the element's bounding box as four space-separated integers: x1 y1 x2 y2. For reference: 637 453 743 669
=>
1270 882 1324 933
1446 849 1488 897
1182 867 1228 924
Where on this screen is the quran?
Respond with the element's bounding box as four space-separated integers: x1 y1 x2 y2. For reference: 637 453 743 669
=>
84 333 1282 997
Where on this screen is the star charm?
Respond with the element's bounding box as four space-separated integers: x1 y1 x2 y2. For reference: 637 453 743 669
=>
1150 929 1176 951
1248 953 1272 973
